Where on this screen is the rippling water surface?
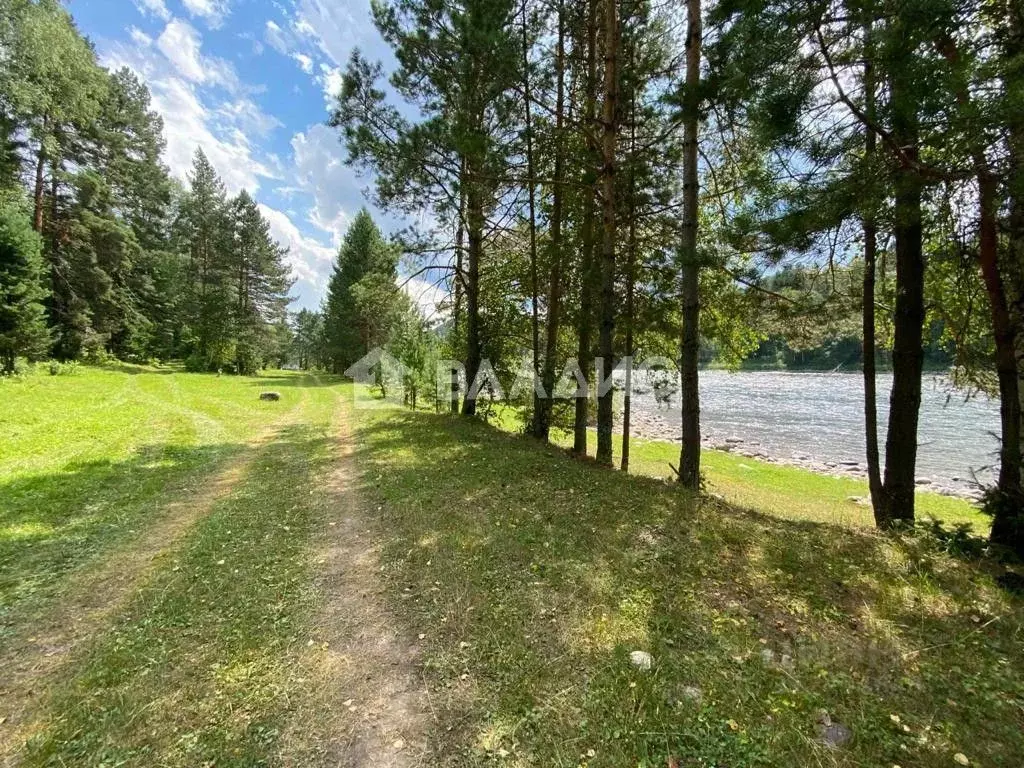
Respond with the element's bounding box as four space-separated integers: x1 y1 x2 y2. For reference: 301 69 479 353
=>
631 371 1001 487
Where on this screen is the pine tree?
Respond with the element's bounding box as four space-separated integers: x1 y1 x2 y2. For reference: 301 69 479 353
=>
323 209 398 372
230 190 293 374
0 198 49 372
178 150 234 370
332 0 520 413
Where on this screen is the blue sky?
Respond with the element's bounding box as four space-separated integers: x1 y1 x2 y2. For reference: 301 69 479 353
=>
67 0 441 312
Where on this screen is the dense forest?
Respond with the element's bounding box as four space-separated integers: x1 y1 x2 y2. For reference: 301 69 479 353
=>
0 0 293 375
1 0 1022 555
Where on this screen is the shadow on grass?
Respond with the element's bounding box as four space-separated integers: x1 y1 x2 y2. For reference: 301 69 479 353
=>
0 440 248 637
96 362 181 375
247 373 346 388
353 408 1024 767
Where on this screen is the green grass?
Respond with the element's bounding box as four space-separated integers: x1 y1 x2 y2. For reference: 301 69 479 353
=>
487 405 988 534
2 370 1019 767
0 365 350 766
21 406 340 765
0 364 312 634
355 404 1024 768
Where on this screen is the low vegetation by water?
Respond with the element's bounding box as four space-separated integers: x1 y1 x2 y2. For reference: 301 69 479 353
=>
1 367 1021 767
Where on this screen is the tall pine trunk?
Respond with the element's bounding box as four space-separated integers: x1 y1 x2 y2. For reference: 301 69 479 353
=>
536 1 567 442
621 55 637 473
522 0 543 435
452 163 466 414
595 0 619 467
32 143 46 233
573 0 599 457
462 181 484 417
677 0 702 489
999 4 1024 553
878 59 924 526
937 26 1024 550
863 28 884 519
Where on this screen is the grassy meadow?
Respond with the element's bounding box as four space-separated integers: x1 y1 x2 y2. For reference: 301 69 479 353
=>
0 366 1020 767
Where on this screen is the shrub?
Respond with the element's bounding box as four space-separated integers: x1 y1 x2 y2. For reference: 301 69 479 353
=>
48 360 79 376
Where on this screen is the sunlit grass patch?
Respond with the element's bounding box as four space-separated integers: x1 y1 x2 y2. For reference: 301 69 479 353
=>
356 405 1024 768
19 386 343 766
0 365 311 632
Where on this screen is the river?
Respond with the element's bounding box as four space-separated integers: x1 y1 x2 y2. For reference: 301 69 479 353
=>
625 370 1001 496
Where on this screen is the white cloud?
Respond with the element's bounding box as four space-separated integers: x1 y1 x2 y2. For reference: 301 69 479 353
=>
402 276 449 321
291 124 366 239
293 0 364 65
182 0 230 28
292 53 313 74
258 203 336 291
155 80 275 192
318 64 342 109
264 20 289 54
216 99 283 137
133 0 170 22
101 30 277 194
128 26 152 46
156 19 241 92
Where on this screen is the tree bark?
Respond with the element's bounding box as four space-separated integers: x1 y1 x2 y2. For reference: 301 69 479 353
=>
522 0 543 436
878 59 924 527
998 2 1024 553
452 161 467 414
862 26 884 520
595 0 619 467
536 0 566 442
462 180 484 417
677 0 702 489
32 140 46 233
573 0 599 457
621 46 637 473
935 24 1024 548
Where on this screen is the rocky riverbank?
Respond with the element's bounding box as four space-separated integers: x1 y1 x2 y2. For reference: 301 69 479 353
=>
623 407 984 502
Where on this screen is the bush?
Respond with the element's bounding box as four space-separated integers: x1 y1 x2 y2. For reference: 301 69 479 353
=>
48 360 79 376
184 353 209 373
80 331 111 365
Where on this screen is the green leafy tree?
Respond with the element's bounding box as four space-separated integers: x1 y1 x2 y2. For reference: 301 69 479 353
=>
291 308 325 370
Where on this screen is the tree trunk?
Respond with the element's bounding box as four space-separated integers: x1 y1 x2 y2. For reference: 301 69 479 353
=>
573 0 599 457
862 27 884 520
536 0 566 443
32 145 46 233
522 0 543 436
621 205 635 472
935 25 1024 548
621 49 637 474
878 62 924 526
1000 4 1024 553
595 0 619 467
462 181 483 417
980 171 1024 547
452 164 466 414
677 0 702 489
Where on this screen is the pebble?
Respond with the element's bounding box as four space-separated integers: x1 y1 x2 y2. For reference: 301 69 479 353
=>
815 710 852 747
629 650 652 670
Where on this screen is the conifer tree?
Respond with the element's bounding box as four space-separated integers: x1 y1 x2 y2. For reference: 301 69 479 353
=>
323 209 399 372
0 198 49 372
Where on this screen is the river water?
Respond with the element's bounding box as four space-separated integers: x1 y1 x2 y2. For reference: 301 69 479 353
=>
627 371 1001 494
